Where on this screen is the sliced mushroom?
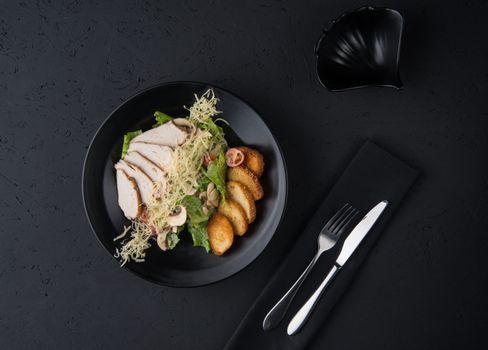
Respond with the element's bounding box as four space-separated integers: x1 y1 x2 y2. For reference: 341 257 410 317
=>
156 227 170 250
202 205 209 215
208 196 220 208
207 183 220 207
167 205 187 227
208 189 219 201
157 233 167 251
173 118 196 134
183 182 197 195
198 191 207 202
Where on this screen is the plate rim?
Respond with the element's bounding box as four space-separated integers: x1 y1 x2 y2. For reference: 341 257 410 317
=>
81 81 288 287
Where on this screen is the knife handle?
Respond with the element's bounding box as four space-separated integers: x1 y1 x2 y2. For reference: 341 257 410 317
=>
262 252 321 331
287 263 341 335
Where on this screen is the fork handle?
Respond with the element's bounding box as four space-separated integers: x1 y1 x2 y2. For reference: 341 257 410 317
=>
287 263 341 335
262 252 321 331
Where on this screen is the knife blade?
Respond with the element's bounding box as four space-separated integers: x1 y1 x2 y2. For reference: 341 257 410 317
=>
336 200 389 266
287 200 389 335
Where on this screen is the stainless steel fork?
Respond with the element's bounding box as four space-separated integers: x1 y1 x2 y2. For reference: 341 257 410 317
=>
262 204 359 331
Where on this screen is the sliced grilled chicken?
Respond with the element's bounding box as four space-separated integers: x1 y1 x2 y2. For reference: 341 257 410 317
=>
124 151 165 182
131 121 188 147
115 160 155 205
116 169 142 219
127 142 174 171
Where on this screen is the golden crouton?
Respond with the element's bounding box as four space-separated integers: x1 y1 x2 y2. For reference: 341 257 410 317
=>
207 213 234 256
227 166 264 201
218 198 248 236
237 146 264 178
227 181 256 223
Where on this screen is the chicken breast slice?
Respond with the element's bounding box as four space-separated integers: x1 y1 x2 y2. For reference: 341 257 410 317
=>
131 121 188 147
127 142 174 171
116 169 142 219
115 160 155 205
124 151 165 182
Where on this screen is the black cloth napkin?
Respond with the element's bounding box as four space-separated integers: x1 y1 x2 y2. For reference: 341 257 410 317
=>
224 141 418 350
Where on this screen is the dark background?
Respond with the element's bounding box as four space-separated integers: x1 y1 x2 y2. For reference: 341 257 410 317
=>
1 0 487 349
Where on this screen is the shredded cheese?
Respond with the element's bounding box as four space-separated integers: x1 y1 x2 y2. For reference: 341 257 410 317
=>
113 225 131 241
187 89 222 124
114 220 153 266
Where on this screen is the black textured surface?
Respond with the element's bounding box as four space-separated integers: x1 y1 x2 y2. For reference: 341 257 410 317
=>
1 0 488 349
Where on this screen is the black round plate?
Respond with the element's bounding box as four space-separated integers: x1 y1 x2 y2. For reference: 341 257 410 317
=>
82 82 287 287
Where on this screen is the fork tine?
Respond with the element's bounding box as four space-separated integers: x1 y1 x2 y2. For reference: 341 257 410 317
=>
334 209 359 235
324 204 350 230
329 206 354 233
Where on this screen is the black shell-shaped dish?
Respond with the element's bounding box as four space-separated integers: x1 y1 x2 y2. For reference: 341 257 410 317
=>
316 6 404 91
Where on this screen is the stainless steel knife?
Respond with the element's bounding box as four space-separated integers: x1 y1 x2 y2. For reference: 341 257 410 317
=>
287 200 389 335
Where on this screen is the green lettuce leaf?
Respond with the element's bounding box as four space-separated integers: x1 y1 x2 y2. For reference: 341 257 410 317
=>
166 233 180 250
153 111 173 126
180 195 211 252
180 195 210 224
121 130 142 158
197 174 211 192
166 225 184 250
187 222 211 253
198 117 227 146
205 151 227 198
